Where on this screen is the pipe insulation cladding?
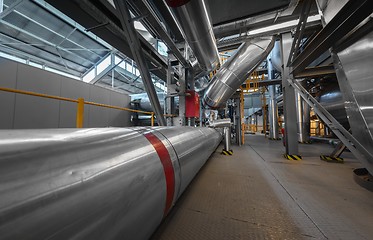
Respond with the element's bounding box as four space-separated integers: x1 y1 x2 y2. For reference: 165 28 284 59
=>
165 0 220 72
203 37 275 109
0 127 222 240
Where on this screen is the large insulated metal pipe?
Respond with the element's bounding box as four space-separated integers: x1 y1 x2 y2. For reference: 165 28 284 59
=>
318 85 350 129
203 37 275 108
165 0 220 72
0 127 221 240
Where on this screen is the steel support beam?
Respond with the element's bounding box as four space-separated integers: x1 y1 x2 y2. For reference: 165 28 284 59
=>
129 0 191 68
89 57 124 84
294 65 335 78
0 0 24 19
217 17 321 51
290 0 373 75
45 0 168 81
0 19 95 66
281 32 299 155
0 41 83 76
286 0 313 67
114 0 165 126
241 79 282 89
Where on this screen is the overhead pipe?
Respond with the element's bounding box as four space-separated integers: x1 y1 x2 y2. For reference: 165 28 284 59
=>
203 37 275 109
0 127 222 240
213 0 300 38
165 0 220 72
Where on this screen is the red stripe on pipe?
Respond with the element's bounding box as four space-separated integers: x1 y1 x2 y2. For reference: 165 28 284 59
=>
165 0 191 8
144 132 175 217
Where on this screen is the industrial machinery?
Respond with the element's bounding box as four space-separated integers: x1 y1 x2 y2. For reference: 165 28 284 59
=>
0 127 222 239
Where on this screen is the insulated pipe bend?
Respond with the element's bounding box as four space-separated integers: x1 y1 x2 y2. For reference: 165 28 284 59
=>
203 37 275 109
0 127 222 240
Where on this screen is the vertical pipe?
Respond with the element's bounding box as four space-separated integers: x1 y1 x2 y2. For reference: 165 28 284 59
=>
268 86 279 139
296 93 311 142
267 55 279 139
302 100 311 141
224 127 231 151
296 92 304 143
200 98 204 127
76 98 84 128
151 113 154 127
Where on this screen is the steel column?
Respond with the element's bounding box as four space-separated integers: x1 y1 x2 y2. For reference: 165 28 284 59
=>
114 0 166 126
281 33 299 155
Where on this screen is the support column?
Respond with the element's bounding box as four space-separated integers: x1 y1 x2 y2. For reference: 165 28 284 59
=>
178 66 186 126
166 60 175 126
114 0 166 126
111 53 115 88
281 33 299 155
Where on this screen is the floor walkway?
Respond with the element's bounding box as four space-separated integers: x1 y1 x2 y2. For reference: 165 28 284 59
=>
152 134 373 240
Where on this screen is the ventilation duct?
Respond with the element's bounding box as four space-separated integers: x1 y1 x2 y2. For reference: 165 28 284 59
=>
165 0 220 72
203 37 275 108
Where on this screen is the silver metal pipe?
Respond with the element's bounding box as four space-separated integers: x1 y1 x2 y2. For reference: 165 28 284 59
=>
0 127 222 239
223 126 231 151
268 85 279 139
303 99 311 140
209 118 232 128
203 37 275 109
294 81 310 142
267 53 279 139
213 0 299 38
165 0 220 72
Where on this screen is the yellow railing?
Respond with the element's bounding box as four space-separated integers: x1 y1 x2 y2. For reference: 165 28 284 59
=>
0 87 155 127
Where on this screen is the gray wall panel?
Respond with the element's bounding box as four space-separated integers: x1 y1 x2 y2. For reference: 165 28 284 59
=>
14 64 61 128
109 90 131 127
87 85 110 127
0 57 132 129
0 59 17 128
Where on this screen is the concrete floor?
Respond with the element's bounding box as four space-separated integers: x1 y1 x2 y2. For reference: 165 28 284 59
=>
151 134 373 240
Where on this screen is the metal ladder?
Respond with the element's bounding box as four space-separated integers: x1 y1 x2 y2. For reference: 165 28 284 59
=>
288 79 373 168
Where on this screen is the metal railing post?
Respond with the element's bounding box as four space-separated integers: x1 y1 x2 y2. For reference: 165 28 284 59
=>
76 98 84 128
151 113 154 127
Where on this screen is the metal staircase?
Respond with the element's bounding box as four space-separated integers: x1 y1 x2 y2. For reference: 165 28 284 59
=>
288 78 373 173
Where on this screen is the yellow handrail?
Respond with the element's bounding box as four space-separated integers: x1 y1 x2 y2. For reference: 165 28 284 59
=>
0 86 155 127
0 86 79 103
